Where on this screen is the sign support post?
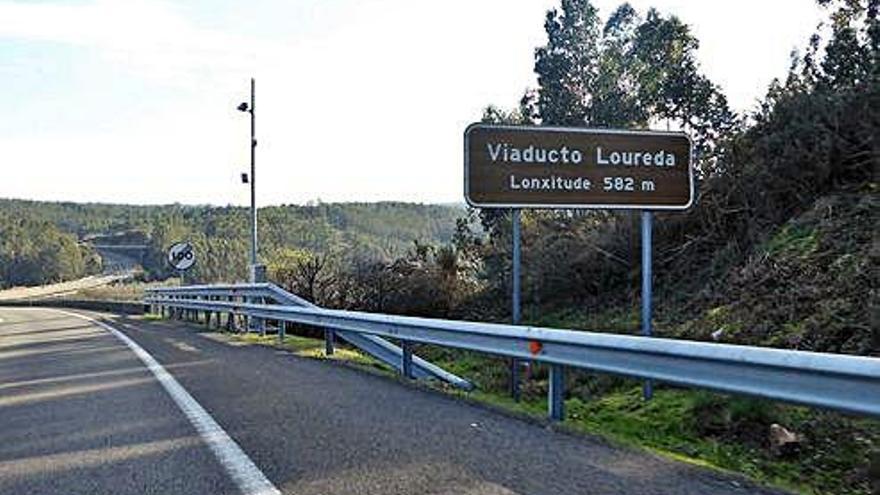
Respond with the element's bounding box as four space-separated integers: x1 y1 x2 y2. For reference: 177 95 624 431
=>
641 210 654 400
510 208 522 401
167 241 196 321
464 123 693 417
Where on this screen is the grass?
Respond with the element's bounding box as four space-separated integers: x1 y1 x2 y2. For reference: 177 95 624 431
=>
528 305 641 334
441 380 878 495
227 332 391 373
566 390 797 489
765 224 819 258
421 304 880 495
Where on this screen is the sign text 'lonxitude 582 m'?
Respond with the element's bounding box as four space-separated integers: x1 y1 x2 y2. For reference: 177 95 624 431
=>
464 124 694 209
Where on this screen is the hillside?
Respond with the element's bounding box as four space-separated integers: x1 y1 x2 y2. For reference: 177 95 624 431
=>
0 199 464 288
491 185 877 493
666 189 877 356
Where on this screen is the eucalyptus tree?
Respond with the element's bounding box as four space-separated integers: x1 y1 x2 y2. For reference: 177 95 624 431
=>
473 0 741 307
533 1 737 174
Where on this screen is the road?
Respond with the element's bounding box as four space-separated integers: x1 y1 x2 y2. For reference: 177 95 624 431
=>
0 308 784 495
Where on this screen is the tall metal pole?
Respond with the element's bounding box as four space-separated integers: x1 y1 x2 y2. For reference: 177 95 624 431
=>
512 209 521 324
510 208 521 401
249 77 258 277
641 210 654 400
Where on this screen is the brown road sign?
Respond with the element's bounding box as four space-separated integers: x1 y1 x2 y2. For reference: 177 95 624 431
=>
464 124 694 209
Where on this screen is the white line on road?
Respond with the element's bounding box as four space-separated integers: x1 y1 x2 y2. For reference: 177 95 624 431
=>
56 310 282 495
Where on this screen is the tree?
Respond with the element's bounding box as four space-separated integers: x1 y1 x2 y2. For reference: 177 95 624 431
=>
534 0 601 126
268 248 335 305
815 0 878 88
533 1 737 173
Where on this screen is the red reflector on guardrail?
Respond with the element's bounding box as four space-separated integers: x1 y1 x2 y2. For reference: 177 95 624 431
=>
529 341 543 355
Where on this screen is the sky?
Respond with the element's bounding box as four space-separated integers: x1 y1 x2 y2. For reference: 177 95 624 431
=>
0 0 825 206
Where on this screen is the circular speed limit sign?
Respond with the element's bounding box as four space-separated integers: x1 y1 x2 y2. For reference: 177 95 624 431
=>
167 241 196 271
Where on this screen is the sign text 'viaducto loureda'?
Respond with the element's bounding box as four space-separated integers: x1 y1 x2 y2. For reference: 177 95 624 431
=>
464 124 694 209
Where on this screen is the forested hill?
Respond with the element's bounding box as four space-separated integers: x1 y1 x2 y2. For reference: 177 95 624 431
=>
0 199 464 288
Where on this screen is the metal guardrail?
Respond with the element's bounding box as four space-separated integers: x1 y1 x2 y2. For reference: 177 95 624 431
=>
146 284 880 420
145 284 472 390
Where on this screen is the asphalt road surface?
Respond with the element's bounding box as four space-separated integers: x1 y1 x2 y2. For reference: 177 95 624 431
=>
0 308 785 495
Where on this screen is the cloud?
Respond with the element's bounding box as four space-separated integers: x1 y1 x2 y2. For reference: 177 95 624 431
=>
0 0 271 88
0 0 555 205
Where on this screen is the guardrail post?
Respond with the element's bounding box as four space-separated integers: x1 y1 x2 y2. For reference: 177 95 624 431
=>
402 341 413 379
548 364 565 421
214 299 222 329
244 295 251 332
258 296 266 336
324 328 335 355
202 297 208 327
211 297 218 329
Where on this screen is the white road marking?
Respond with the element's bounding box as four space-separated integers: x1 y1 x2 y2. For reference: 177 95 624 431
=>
55 310 281 495
163 337 201 353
